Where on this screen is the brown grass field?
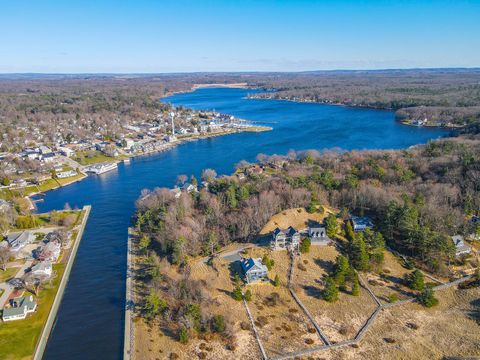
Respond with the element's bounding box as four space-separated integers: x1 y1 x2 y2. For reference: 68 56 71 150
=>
320 287 480 360
259 207 336 235
291 246 378 343
245 250 324 358
134 256 261 360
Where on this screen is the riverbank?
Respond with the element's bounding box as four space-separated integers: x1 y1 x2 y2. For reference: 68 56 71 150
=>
33 205 91 360
0 206 91 360
18 127 272 202
246 93 461 130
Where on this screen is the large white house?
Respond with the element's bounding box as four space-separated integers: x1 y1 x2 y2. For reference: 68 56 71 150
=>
242 258 268 283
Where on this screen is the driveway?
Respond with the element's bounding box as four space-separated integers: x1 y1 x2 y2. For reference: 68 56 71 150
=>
0 260 32 307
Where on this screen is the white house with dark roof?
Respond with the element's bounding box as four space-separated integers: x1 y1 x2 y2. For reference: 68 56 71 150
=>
452 235 472 257
241 257 268 283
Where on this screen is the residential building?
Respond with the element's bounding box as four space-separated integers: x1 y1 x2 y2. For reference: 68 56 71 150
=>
308 226 330 245
271 226 300 252
6 231 35 252
2 295 37 322
56 170 77 179
452 235 472 257
37 241 61 262
31 261 53 277
350 216 374 232
242 257 268 283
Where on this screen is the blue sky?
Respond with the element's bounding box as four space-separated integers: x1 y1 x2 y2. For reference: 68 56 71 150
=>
1 0 479 72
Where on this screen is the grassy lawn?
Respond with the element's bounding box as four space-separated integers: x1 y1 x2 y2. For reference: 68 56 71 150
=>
37 178 59 193
0 267 19 283
0 263 66 360
74 151 125 165
56 173 86 186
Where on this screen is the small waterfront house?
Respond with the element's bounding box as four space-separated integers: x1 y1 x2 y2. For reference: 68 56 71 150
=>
350 216 374 232
242 257 268 283
308 226 330 245
6 231 35 252
56 170 77 179
452 235 472 257
31 261 53 277
2 295 37 322
271 226 300 252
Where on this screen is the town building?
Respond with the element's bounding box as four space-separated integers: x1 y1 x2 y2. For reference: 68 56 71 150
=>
271 226 300 252
242 257 268 283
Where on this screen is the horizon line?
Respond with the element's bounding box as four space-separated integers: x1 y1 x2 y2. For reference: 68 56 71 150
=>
1 66 480 77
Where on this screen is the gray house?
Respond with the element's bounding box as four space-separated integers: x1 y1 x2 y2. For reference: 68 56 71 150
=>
6 231 35 252
2 295 37 322
308 226 330 245
452 235 472 257
271 226 300 252
241 257 268 283
350 216 374 232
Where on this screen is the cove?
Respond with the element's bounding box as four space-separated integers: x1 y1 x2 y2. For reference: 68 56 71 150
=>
37 87 448 359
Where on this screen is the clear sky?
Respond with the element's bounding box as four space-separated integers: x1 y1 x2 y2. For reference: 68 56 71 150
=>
1 0 479 73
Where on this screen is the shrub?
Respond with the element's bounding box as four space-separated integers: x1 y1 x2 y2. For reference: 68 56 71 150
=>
179 327 189 344
418 285 439 307
262 255 275 270
388 293 398 303
232 285 243 301
384 337 396 344
298 263 307 271
323 276 339 302
273 274 280 287
244 289 252 301
305 338 314 344
300 237 311 254
405 269 425 291
240 321 251 330
212 315 225 333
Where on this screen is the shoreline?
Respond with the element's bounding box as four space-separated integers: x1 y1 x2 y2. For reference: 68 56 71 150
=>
246 94 460 130
26 127 272 201
33 205 91 360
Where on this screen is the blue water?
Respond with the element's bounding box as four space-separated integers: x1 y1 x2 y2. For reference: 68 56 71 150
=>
37 88 447 359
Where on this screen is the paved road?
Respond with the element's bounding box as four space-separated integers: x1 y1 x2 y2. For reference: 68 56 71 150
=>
0 260 33 307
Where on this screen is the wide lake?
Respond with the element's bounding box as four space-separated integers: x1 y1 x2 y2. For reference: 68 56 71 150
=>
37 88 448 359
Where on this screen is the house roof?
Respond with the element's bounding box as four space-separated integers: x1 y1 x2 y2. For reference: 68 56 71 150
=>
286 226 299 236
351 216 374 229
31 261 52 273
3 295 37 318
242 258 267 273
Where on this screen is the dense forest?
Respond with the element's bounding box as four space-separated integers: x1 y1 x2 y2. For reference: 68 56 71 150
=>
247 69 480 127
2 68 480 152
135 134 480 275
